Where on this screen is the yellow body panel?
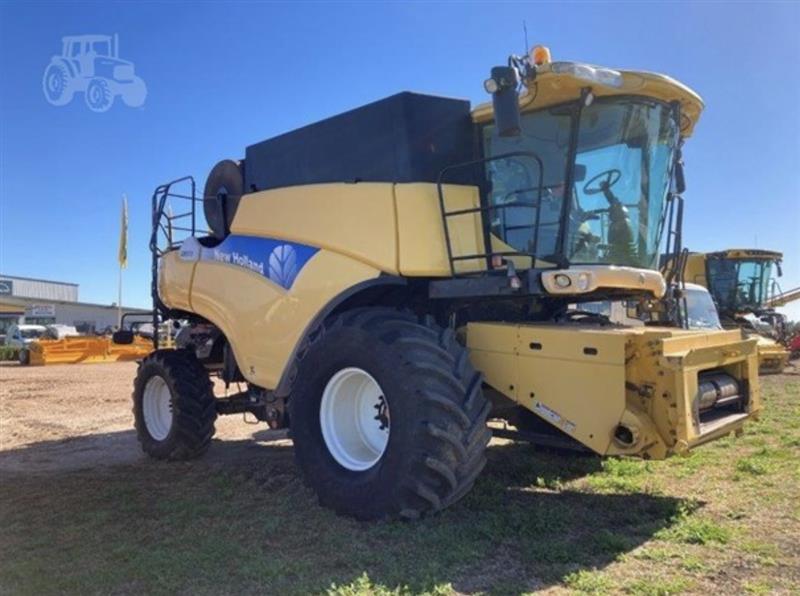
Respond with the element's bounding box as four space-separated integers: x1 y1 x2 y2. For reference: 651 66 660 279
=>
160 251 195 311
232 183 399 274
187 249 381 389
394 183 484 276
231 182 516 278
468 322 759 459
470 323 628 453
683 253 708 286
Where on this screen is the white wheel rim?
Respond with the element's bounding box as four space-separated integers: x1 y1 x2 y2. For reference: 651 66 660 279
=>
320 367 390 471
143 376 173 441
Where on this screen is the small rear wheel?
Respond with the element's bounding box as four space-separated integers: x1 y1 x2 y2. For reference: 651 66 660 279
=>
289 308 491 520
18 348 30 366
132 349 217 460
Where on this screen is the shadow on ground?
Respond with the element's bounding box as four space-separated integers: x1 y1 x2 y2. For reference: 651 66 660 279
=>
1 434 694 594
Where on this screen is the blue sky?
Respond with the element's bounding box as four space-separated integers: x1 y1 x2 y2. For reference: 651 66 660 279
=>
1 1 798 320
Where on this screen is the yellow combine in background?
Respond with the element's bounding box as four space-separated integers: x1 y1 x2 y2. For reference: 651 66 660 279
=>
116 45 762 520
683 249 795 373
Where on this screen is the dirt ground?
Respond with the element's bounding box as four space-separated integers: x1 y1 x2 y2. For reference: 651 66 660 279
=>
1 360 798 595
0 361 288 474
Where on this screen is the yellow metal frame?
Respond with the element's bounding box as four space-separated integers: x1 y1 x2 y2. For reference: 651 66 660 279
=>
468 323 759 459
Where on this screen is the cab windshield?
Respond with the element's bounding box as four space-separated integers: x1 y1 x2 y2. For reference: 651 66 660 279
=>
482 97 679 269
682 287 723 330
706 258 775 312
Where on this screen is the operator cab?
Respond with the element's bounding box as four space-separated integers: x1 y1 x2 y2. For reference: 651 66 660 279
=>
454 46 704 304
703 250 783 315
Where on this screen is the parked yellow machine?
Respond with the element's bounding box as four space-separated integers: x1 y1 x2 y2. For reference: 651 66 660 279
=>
120 46 761 520
25 335 153 366
683 249 792 373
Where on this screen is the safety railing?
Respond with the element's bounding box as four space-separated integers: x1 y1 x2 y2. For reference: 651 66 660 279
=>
149 176 201 346
436 152 545 276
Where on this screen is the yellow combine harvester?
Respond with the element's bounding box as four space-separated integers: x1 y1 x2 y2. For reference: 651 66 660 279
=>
117 46 760 520
684 249 794 373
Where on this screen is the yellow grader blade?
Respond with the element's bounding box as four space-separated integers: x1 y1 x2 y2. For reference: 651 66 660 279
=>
27 336 154 366
467 323 760 460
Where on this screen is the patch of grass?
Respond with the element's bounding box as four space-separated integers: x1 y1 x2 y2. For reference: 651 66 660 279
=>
624 577 691 595
591 529 637 557
655 509 731 545
327 573 452 596
667 451 712 478
564 569 614 594
735 456 771 477
632 546 673 562
739 540 780 566
679 554 708 573
585 458 653 493
742 579 773 595
732 445 792 480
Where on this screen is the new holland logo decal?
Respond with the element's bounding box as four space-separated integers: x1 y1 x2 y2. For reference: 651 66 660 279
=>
181 235 318 290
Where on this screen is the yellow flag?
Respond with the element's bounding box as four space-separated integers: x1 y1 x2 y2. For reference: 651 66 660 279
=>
118 195 128 269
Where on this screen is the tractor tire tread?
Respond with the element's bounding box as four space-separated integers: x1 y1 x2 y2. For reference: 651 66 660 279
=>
132 349 216 461
289 307 490 520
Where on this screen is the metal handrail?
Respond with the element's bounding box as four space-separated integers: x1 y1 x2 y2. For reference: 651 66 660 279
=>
436 151 545 276
149 176 198 348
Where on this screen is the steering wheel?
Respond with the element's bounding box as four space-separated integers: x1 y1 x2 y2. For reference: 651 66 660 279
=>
583 169 622 195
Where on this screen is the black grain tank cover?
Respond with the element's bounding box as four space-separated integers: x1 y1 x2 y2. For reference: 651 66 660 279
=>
244 92 474 192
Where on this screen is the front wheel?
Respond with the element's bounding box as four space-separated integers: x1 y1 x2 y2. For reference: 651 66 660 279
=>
132 349 217 460
289 308 491 520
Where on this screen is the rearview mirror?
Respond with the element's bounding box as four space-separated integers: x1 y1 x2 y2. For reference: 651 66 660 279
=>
112 330 134 345
674 157 686 194
487 66 521 137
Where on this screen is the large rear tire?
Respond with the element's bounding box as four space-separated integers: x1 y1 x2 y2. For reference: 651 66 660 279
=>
132 349 217 460
289 308 491 520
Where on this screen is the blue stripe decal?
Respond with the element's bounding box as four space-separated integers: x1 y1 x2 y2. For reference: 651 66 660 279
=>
198 235 319 290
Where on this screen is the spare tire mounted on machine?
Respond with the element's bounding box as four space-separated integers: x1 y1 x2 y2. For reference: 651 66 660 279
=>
204 159 245 239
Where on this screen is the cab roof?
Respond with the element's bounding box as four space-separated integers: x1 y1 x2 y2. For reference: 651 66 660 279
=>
708 249 784 261
472 61 704 137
